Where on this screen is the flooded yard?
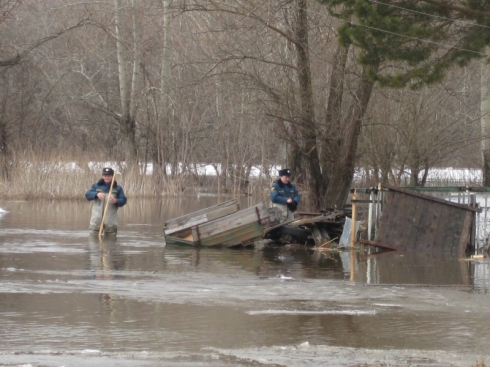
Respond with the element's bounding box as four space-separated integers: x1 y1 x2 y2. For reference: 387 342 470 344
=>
0 198 490 366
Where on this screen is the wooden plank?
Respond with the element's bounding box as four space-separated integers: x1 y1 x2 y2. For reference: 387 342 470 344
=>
164 234 197 246
430 204 464 253
359 239 404 251
405 186 490 193
393 191 418 247
445 209 470 255
375 186 477 253
435 206 457 251
288 210 345 228
458 211 473 258
375 191 400 246
192 202 268 241
198 222 263 247
375 191 394 245
382 184 481 213
296 211 322 216
166 227 192 239
164 203 239 235
163 199 239 229
405 193 425 247
412 199 436 250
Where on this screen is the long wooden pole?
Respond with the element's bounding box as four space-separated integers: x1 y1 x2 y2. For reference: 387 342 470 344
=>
350 190 357 248
350 190 357 282
98 173 116 239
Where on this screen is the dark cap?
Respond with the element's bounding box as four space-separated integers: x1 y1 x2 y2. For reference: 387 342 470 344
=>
278 168 291 177
102 167 114 176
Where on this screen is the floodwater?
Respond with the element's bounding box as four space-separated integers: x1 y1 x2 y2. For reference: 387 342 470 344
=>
1 198 490 367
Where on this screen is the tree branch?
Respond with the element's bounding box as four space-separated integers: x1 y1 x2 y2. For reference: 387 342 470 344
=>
0 18 92 67
416 0 490 18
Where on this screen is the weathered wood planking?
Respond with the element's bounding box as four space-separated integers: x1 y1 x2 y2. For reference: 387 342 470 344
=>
192 202 268 242
358 239 405 251
163 235 195 246
197 222 264 247
376 185 480 257
164 199 239 236
288 210 346 228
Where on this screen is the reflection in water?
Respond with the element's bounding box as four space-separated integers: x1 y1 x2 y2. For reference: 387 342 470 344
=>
87 235 125 279
87 234 125 311
471 260 490 293
354 250 472 286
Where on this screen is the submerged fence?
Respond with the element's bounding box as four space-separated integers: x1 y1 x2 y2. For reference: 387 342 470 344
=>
352 186 490 254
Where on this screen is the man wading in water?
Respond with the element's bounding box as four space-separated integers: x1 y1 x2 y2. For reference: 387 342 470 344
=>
270 168 301 222
85 167 127 236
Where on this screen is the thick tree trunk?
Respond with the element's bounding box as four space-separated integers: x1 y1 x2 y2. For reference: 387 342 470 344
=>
410 167 420 186
481 57 490 186
324 65 377 209
320 42 348 208
293 0 323 207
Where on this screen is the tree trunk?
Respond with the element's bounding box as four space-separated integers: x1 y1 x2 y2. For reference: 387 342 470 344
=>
293 0 323 207
324 65 377 209
0 120 9 180
320 42 348 208
481 55 490 186
114 0 138 165
155 0 173 178
0 72 9 180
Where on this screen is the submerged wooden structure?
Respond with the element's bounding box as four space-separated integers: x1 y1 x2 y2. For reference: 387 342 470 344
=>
163 184 484 251
164 201 282 247
361 184 482 256
164 199 239 239
163 200 347 248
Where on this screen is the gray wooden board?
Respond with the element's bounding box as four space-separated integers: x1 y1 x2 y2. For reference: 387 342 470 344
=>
163 199 238 230
164 203 239 236
192 202 268 241
375 187 474 253
163 235 196 246
197 222 264 247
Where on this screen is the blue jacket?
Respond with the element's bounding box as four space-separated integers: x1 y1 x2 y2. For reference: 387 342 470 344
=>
85 179 127 207
270 179 300 205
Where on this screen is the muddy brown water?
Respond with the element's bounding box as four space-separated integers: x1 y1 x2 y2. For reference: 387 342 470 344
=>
1 198 490 366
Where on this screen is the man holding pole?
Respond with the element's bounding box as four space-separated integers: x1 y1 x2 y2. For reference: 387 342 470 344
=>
85 167 127 236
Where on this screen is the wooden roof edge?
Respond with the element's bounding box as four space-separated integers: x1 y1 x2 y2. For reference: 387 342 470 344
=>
352 186 490 193
381 184 482 213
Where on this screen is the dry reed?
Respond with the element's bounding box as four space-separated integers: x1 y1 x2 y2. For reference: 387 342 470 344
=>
0 152 270 200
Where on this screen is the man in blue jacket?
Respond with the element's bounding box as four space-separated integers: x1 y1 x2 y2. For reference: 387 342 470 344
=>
85 167 127 235
270 168 300 222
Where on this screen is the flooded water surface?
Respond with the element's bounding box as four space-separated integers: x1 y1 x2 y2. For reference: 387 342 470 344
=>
1 198 490 366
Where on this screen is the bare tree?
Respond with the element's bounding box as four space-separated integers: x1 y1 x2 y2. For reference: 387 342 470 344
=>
359 65 481 187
